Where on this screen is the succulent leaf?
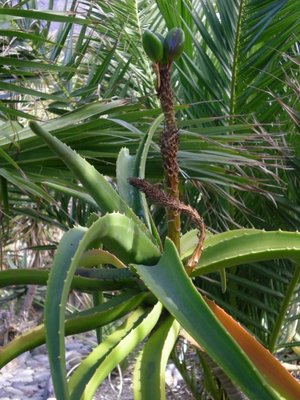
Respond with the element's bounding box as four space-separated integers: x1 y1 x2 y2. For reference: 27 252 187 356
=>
164 27 185 62
142 29 164 62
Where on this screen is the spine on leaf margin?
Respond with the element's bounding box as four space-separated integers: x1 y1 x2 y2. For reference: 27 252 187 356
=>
28 121 155 244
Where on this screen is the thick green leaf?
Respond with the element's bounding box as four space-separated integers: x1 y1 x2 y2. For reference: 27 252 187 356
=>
0 268 140 292
192 230 300 276
134 239 280 399
68 307 147 398
45 212 160 399
69 302 163 400
45 227 86 399
133 316 180 400
116 114 164 238
79 248 126 269
116 147 139 212
28 120 154 239
28 120 130 214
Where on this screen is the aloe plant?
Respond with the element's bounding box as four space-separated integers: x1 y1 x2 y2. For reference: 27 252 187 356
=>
1 118 299 399
1 26 300 400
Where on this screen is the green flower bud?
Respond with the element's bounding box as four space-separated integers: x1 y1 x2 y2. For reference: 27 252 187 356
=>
154 32 168 65
142 29 164 63
164 28 185 62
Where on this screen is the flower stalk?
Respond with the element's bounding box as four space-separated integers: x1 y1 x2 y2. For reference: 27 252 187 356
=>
131 27 205 270
157 64 181 250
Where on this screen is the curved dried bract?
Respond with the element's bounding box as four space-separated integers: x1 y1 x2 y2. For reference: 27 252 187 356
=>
129 177 205 271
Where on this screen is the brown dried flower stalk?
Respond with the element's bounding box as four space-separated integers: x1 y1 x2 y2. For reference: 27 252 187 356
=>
156 65 181 249
129 178 205 271
130 37 206 268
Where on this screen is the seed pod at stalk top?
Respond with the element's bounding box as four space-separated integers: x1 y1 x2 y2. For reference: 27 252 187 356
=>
142 29 164 63
164 27 185 63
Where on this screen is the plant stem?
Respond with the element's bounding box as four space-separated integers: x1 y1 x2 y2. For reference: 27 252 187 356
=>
157 65 181 251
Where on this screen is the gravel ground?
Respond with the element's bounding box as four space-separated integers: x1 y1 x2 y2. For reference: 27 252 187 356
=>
0 334 193 400
0 336 93 400
1 331 299 400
